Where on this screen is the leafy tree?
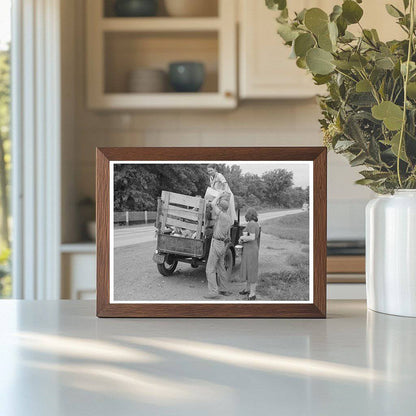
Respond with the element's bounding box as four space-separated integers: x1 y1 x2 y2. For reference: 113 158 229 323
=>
222 164 247 197
262 169 294 205
113 164 208 211
243 172 266 201
0 47 10 248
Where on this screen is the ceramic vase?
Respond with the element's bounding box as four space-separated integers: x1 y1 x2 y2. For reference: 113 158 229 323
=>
366 190 416 317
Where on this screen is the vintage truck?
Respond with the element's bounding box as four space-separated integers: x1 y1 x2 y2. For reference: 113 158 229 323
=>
152 190 243 278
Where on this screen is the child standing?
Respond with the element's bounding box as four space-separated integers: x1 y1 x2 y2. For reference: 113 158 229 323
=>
239 208 260 300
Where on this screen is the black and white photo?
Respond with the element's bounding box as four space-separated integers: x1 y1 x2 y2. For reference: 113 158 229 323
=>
109 161 313 303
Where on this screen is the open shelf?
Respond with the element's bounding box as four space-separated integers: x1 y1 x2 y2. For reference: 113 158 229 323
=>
103 0 219 18
104 31 219 94
101 17 221 32
86 0 236 109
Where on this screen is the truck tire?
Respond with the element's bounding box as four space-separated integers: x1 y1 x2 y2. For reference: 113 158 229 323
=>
224 246 233 280
157 256 178 276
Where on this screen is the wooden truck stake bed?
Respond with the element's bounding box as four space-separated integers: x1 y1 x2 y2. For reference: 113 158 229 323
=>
153 190 243 277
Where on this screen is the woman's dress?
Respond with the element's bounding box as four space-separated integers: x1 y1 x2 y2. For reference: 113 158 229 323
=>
240 221 260 284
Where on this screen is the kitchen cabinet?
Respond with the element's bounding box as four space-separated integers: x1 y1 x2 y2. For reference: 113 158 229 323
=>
238 0 404 99
239 0 324 99
86 0 237 109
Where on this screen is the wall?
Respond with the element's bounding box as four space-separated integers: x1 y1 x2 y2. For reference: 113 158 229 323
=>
62 0 374 243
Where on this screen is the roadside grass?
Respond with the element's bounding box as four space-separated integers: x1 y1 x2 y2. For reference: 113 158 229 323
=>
261 212 309 244
257 266 309 301
286 253 309 267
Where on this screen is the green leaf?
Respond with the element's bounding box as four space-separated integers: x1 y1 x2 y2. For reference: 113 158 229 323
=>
318 32 333 52
342 0 363 24
304 8 329 35
296 57 307 69
336 15 348 36
333 59 353 70
277 23 299 42
350 53 368 69
356 79 372 92
403 0 410 9
294 33 315 57
360 170 391 180
355 178 376 185
371 101 404 130
266 0 287 11
382 132 409 162
385 4 403 18
369 137 381 162
334 139 355 152
371 29 380 42
328 21 338 45
306 48 335 75
363 29 375 44
340 31 356 42
295 8 307 22
375 56 395 70
401 61 416 76
349 92 377 107
330 5 343 22
407 82 416 99
313 74 332 85
350 152 368 167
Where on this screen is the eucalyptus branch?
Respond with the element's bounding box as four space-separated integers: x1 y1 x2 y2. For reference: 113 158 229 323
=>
334 68 358 83
358 69 381 104
397 0 415 188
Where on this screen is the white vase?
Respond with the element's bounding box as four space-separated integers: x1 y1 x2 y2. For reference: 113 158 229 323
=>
366 190 416 317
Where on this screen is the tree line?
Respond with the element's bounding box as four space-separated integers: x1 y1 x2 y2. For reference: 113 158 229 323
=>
114 164 309 211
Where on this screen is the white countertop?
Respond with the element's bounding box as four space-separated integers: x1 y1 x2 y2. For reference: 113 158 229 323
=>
0 300 415 415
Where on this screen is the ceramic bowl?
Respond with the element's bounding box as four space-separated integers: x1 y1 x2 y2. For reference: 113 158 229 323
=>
168 62 205 93
127 68 167 93
114 0 158 17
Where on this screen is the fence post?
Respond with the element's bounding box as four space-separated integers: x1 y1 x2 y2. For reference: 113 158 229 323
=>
144 210 148 224
126 211 129 226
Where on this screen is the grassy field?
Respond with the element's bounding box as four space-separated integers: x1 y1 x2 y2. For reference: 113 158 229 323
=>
257 212 310 301
261 211 309 244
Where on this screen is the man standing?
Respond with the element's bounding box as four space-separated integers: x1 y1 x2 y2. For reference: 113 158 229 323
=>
204 196 233 299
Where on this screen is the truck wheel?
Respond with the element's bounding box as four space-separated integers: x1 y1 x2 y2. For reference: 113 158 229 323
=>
224 247 233 280
157 256 178 276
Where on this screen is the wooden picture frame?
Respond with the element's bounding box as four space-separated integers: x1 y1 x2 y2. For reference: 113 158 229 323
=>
97 147 327 318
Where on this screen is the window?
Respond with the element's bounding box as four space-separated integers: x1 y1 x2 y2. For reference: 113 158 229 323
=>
0 0 11 298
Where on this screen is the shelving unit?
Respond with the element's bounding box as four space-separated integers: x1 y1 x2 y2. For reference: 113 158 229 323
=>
86 0 237 109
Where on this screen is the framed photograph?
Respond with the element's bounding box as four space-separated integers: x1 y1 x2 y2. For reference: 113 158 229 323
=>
96 147 327 318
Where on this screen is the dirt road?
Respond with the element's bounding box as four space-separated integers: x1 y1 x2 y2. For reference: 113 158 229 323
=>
113 209 308 302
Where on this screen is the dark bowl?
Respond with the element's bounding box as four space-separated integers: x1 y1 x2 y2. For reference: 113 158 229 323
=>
114 0 158 17
168 62 205 93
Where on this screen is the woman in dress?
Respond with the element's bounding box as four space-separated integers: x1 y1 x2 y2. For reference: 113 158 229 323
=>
207 164 237 223
239 208 260 300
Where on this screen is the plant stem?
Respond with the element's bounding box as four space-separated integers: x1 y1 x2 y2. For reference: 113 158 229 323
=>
334 68 357 83
397 0 415 188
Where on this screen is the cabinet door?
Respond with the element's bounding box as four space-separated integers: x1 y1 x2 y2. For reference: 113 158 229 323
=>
239 0 403 99
239 0 321 99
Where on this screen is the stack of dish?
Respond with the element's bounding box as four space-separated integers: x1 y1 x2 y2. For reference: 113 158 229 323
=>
127 68 167 93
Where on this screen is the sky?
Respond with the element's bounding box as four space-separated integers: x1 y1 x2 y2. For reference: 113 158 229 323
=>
232 162 310 189
0 0 11 50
